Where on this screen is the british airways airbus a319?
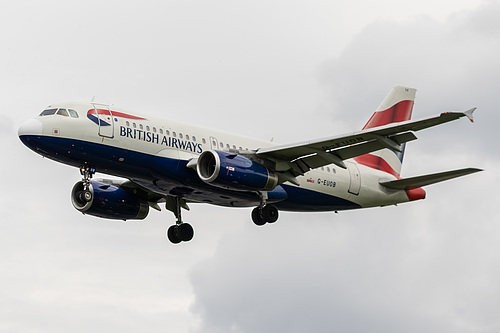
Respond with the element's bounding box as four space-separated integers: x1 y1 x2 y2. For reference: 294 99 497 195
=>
18 86 482 244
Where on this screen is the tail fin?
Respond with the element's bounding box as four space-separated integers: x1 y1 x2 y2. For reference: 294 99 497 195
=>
354 86 416 177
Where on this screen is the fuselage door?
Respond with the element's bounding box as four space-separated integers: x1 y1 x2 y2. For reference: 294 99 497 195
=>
210 136 219 150
92 103 114 138
347 162 361 195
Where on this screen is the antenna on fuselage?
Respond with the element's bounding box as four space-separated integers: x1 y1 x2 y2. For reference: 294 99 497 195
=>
91 96 96 103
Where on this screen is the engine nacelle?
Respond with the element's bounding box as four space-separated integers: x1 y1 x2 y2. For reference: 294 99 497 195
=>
71 180 149 220
197 150 278 191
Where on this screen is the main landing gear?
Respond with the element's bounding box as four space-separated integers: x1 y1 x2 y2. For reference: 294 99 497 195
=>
251 192 279 226
251 204 279 226
165 196 194 244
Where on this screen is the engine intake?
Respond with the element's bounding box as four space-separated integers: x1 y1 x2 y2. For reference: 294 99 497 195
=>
71 180 149 220
197 150 278 191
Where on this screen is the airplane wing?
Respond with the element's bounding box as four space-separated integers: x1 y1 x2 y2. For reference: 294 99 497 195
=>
93 178 194 216
256 109 476 180
93 178 166 211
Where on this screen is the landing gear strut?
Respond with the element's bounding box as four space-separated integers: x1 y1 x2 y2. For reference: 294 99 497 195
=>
79 165 95 203
166 196 194 244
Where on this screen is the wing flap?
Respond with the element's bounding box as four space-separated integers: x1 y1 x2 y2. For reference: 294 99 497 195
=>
379 168 482 190
291 132 418 170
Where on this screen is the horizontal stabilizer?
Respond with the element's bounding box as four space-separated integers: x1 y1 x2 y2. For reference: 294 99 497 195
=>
379 168 482 190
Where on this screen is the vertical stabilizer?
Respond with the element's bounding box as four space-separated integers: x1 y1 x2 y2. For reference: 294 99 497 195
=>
354 86 416 177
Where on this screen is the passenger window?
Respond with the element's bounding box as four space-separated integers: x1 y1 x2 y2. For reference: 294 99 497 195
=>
160 129 164 134
68 109 79 118
146 126 150 131
126 121 130 127
153 127 157 133
166 130 170 136
133 123 137 128
173 132 176 138
179 133 183 139
56 109 69 117
192 136 197 142
202 138 206 144
327 167 330 172
139 124 143 130
40 109 57 116
186 134 190 140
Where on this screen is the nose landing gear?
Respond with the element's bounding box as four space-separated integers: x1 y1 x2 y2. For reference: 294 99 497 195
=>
79 165 96 203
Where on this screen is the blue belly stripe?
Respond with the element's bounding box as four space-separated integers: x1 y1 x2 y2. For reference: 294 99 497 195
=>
19 135 360 212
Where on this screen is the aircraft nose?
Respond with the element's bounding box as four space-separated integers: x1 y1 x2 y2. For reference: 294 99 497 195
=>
18 118 42 137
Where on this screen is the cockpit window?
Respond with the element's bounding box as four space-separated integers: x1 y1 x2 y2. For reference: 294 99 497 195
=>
39 108 80 118
68 109 79 118
40 108 57 116
57 109 69 117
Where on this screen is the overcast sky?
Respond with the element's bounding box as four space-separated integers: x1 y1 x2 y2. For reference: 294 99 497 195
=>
1 0 498 332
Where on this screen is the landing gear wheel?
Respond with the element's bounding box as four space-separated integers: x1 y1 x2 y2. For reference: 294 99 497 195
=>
167 225 182 244
252 207 266 226
177 223 194 242
252 205 279 226
82 190 93 202
77 190 93 204
262 205 279 223
166 223 194 244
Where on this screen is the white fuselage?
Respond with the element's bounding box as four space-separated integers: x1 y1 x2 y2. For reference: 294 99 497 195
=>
19 101 413 212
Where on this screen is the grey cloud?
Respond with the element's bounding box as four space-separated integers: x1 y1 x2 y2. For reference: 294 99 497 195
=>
319 3 500 156
0 114 14 138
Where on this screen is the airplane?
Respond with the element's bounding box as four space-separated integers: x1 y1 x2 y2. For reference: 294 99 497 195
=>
18 86 482 244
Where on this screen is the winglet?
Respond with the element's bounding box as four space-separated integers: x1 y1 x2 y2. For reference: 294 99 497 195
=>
464 108 476 123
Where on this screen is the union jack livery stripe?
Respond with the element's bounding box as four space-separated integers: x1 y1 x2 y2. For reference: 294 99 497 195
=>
87 108 147 126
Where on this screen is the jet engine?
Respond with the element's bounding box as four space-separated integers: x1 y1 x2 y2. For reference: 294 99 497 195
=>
196 150 278 191
71 180 149 220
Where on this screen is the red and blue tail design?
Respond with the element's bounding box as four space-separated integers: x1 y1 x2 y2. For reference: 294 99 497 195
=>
354 86 425 200
354 86 415 178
